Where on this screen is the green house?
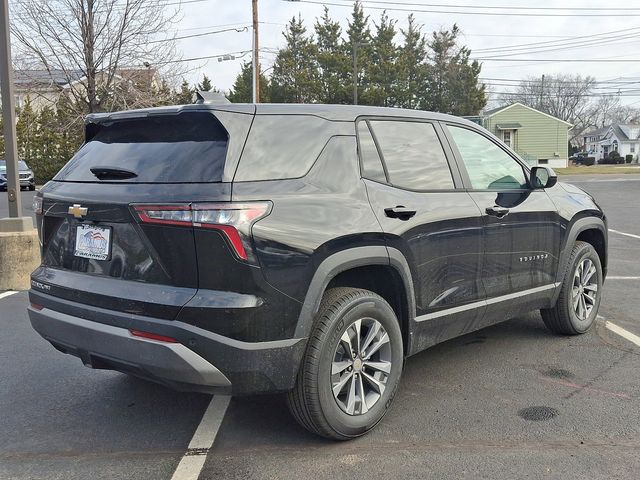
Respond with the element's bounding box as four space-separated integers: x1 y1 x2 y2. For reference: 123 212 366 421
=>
480 103 572 168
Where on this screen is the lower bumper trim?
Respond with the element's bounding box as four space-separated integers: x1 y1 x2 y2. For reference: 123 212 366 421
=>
29 307 231 393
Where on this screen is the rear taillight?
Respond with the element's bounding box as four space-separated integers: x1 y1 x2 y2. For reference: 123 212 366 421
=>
132 202 271 262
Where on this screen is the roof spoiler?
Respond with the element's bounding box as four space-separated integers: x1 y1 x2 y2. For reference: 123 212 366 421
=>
194 90 231 105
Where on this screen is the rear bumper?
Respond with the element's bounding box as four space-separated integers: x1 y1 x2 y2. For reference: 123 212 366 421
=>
29 307 232 392
28 291 307 395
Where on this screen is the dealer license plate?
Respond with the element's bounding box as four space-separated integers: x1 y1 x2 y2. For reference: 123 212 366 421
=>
74 225 111 260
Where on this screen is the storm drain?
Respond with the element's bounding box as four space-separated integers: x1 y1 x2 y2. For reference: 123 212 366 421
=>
518 406 560 421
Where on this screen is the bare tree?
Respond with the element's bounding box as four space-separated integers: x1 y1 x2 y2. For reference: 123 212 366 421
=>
11 0 183 116
499 74 597 142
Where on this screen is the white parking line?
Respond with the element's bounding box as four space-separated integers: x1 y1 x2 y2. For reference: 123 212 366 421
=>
607 276 640 280
170 395 231 480
609 229 640 240
0 291 17 300
605 321 640 348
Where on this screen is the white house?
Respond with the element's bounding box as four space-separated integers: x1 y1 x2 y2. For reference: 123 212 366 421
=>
582 126 608 158
595 124 640 162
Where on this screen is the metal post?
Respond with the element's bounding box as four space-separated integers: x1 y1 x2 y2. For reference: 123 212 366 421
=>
252 0 259 103
0 0 22 218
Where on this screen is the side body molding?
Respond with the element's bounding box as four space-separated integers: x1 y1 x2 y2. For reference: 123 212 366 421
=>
293 246 416 342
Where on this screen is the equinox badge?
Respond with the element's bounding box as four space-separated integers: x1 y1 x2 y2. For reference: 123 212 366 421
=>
68 204 88 218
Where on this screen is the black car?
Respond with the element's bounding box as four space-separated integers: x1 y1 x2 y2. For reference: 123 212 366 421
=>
0 159 36 190
28 104 607 440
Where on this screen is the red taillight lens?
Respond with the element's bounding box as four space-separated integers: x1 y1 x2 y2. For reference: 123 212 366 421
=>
129 329 178 343
132 202 271 262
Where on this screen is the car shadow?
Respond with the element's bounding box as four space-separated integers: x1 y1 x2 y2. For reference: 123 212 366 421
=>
212 312 559 449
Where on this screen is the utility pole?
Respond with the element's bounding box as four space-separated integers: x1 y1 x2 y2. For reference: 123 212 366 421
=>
352 42 368 105
352 42 358 105
539 74 545 110
0 0 24 225
252 0 260 103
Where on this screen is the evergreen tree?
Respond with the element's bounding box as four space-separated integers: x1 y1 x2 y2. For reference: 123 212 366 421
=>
425 25 486 115
271 15 319 103
346 1 372 104
369 12 398 107
197 74 213 92
396 15 428 109
228 61 271 103
314 7 350 104
173 79 194 104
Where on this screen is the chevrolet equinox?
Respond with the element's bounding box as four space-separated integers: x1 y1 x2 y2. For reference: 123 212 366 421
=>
28 103 607 440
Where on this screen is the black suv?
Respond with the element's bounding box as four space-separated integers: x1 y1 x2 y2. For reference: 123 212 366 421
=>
28 104 607 440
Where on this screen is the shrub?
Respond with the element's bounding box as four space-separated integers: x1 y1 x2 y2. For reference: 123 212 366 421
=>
626 154 634 164
584 157 595 166
602 151 623 164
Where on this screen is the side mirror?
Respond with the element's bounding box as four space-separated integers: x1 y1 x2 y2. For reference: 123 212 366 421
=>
530 166 557 189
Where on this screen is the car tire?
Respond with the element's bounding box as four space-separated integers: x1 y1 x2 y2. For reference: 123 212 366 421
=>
29 185 35 191
541 241 602 335
287 287 403 440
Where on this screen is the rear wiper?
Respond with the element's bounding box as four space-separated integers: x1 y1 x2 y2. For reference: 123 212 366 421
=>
90 166 138 180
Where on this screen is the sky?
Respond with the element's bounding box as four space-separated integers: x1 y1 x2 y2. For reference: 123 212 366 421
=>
171 0 640 106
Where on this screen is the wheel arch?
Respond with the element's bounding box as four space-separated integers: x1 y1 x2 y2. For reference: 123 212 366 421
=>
553 216 608 302
294 246 416 354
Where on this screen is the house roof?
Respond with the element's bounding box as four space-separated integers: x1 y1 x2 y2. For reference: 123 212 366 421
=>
613 124 640 141
14 69 84 88
583 126 609 139
482 102 573 127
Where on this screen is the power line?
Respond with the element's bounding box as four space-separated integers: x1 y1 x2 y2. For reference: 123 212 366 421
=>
474 34 640 59
284 0 640 17
148 26 249 43
319 0 640 12
147 50 252 66
475 58 640 63
473 27 640 53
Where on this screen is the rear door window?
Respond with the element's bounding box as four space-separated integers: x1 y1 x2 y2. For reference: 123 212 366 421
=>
54 112 229 183
368 120 455 190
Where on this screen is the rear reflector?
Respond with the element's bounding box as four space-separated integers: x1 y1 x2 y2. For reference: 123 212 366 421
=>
132 202 271 262
30 302 44 311
129 329 178 343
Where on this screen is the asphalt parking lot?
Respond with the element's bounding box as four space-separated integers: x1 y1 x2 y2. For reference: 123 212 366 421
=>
1 175 639 480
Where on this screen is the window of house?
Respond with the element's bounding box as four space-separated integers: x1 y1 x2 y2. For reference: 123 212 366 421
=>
447 125 528 190
502 130 511 147
538 159 549 165
631 144 636 153
368 120 455 190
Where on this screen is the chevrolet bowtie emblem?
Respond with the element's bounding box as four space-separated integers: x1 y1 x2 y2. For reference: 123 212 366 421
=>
68 204 88 218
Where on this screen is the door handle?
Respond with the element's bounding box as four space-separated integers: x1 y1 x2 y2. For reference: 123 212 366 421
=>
384 206 417 220
485 206 510 218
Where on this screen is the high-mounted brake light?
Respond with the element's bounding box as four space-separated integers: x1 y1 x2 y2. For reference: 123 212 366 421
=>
132 202 272 262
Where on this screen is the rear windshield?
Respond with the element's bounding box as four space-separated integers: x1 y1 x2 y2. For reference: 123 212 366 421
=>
54 112 229 183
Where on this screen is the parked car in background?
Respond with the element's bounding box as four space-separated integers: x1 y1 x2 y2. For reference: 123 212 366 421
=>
569 152 588 164
0 160 36 190
28 104 607 440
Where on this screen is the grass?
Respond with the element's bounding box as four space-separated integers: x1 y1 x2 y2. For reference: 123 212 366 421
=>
555 165 640 175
